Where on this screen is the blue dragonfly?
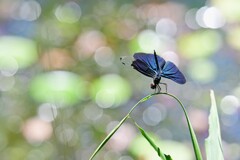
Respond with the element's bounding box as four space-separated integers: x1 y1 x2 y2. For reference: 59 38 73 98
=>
121 50 186 93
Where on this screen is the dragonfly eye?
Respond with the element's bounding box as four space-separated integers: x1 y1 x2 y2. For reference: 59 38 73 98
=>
150 83 156 89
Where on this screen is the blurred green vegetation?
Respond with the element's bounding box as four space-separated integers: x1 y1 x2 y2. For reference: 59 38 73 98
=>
0 0 240 159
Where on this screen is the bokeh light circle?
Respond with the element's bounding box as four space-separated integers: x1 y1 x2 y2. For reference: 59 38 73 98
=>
187 59 217 83
22 117 52 143
155 18 177 37
0 36 38 69
227 27 240 51
0 75 15 91
75 30 106 58
38 103 58 122
137 30 162 52
212 0 240 22
220 95 239 115
119 155 134 160
12 0 41 21
196 6 208 28
178 30 221 59
143 106 163 126
55 1 81 23
162 51 179 66
94 47 114 67
185 8 199 29
195 6 225 29
91 74 131 108
202 7 225 29
83 105 103 121
30 71 86 106
0 56 18 77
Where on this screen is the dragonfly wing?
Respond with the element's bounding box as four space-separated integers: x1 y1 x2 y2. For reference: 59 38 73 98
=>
131 59 156 78
133 53 165 71
120 56 134 66
161 61 186 84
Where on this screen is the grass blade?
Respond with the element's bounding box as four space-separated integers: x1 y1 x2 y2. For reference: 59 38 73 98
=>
89 94 153 159
205 90 224 160
154 92 203 160
131 118 168 160
89 115 128 160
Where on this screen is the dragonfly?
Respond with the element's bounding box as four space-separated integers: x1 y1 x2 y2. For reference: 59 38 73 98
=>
120 50 186 93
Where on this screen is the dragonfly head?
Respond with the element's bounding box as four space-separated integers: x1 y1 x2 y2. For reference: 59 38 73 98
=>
151 77 161 89
150 83 156 89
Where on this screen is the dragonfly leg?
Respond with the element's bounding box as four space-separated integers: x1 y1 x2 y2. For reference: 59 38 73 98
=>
156 84 161 93
159 82 167 93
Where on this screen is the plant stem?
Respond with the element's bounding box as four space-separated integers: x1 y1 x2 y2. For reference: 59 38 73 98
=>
152 92 203 160
129 116 167 160
89 92 203 160
89 94 152 160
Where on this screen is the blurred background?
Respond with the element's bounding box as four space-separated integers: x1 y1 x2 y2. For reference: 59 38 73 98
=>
0 0 240 159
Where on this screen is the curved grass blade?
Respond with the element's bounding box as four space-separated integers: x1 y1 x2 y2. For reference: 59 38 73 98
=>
153 92 203 160
89 94 153 160
89 115 128 160
130 117 169 160
165 155 173 160
205 90 224 160
90 92 202 160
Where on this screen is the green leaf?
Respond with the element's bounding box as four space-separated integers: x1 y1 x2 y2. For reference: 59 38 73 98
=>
159 93 203 160
165 154 173 160
132 119 169 160
89 94 153 160
205 90 224 160
89 115 128 160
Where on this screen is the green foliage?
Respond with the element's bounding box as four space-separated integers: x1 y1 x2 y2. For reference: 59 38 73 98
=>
205 90 224 160
89 94 154 160
89 115 128 160
132 117 170 160
30 71 86 106
155 92 203 160
89 92 204 160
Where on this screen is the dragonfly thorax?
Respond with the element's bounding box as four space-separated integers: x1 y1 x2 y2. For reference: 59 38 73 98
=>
153 77 161 85
150 76 160 89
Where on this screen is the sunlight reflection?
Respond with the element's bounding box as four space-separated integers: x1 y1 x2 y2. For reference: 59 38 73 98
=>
162 51 179 66
75 30 106 59
107 123 136 151
203 7 225 29
196 6 208 28
0 56 18 77
138 30 161 52
12 0 41 21
188 59 217 83
220 95 239 115
22 117 52 143
55 124 78 146
92 74 131 108
185 8 199 29
84 104 103 121
0 75 15 91
55 1 81 23
38 103 57 122
143 106 163 126
94 47 114 67
155 18 177 37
